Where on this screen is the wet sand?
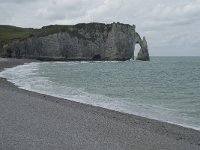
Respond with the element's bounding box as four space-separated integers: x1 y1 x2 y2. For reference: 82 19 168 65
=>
0 58 200 150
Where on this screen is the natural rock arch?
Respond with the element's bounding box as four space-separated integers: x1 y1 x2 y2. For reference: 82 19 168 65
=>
132 32 150 61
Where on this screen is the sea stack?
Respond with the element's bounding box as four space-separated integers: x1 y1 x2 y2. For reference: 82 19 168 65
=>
0 22 150 61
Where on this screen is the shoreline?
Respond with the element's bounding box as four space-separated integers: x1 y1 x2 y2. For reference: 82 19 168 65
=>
0 58 200 149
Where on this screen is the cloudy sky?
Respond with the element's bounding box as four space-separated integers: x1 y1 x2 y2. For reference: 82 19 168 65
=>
1 0 200 56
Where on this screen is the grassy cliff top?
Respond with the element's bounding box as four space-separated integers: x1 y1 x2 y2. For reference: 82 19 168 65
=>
0 25 72 45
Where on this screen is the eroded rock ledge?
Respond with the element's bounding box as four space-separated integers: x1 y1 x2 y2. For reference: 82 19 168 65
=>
2 22 150 61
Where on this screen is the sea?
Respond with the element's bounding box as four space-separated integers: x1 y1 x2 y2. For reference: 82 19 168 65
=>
0 57 200 130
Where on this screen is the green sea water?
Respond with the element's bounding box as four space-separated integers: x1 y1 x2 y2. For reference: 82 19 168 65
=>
1 57 200 130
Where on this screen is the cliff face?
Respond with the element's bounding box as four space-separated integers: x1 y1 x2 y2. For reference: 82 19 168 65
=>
2 23 150 61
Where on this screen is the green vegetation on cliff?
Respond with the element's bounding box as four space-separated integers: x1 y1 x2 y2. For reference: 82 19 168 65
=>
0 25 34 52
0 25 71 45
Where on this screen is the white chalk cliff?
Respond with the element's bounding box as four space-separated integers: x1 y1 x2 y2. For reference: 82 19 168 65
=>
3 23 150 61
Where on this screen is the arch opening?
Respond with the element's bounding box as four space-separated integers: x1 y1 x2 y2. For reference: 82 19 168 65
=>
133 44 140 60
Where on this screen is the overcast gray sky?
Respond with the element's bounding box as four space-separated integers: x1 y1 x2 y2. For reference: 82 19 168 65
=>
1 0 200 56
